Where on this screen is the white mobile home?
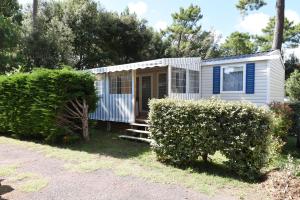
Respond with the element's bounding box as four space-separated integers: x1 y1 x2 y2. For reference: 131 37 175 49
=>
89 50 284 123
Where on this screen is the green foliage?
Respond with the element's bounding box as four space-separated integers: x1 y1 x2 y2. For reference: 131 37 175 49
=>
286 70 300 101
0 68 97 143
163 4 217 58
286 102 300 148
0 0 23 74
0 0 22 24
22 0 166 70
149 98 273 179
285 54 300 80
236 0 266 14
256 17 300 51
269 102 294 151
220 32 257 56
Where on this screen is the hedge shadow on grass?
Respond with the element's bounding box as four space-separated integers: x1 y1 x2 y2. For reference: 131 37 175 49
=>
163 158 267 183
66 129 150 160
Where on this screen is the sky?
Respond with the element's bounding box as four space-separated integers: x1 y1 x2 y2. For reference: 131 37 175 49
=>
18 0 300 58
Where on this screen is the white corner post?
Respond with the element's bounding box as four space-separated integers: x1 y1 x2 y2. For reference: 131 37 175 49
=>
186 68 189 94
167 65 171 97
131 69 136 123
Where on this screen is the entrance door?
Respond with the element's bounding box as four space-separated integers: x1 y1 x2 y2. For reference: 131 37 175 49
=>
141 76 152 112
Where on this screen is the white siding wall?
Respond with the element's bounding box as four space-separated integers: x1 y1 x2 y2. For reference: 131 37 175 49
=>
90 74 108 121
164 58 202 100
90 71 134 123
107 94 133 123
268 58 285 103
201 61 268 106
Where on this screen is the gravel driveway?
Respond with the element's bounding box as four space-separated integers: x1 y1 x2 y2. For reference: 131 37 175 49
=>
0 143 235 200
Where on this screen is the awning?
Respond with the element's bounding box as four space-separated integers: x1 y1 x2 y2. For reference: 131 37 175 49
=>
89 59 166 74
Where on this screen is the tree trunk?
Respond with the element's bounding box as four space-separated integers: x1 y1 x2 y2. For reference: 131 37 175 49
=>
202 153 208 162
32 0 38 28
81 99 89 141
56 98 90 142
297 131 300 148
272 0 285 50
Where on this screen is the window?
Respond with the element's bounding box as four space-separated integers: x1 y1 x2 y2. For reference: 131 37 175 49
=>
95 74 104 97
222 66 244 92
189 70 199 93
109 71 132 94
171 67 186 93
158 73 167 98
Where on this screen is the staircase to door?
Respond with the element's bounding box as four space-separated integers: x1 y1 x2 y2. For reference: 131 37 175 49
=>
119 118 153 143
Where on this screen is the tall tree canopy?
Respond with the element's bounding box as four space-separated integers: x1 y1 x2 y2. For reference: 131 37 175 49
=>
220 32 257 56
236 0 285 50
163 4 217 58
256 17 300 51
22 0 166 70
0 0 23 73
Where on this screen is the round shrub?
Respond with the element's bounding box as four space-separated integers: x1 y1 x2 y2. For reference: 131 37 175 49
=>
149 98 273 180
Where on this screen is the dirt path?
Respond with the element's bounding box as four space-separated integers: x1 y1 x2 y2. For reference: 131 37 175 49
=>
0 144 235 200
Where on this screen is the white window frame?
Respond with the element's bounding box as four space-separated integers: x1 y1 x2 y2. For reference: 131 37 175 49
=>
188 70 200 93
157 72 168 98
171 67 187 94
220 64 246 94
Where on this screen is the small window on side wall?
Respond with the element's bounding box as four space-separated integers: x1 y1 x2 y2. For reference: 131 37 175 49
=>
189 70 199 93
222 66 244 92
171 67 186 93
109 71 132 94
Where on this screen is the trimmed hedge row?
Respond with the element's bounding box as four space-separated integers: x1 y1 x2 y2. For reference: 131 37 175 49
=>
0 68 97 143
149 99 273 179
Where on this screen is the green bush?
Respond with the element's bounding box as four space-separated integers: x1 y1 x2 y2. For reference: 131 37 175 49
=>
149 98 273 180
269 102 294 140
286 70 300 101
287 102 300 148
0 68 97 143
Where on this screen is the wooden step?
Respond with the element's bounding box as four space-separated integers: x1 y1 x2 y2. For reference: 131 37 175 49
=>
135 118 149 124
119 135 153 143
130 123 150 127
126 129 150 135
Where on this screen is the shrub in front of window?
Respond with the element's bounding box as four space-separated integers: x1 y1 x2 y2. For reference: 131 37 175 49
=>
149 98 273 180
0 68 97 143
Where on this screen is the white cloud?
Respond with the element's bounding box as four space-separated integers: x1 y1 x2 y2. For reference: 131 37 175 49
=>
154 20 168 31
236 13 270 35
285 47 300 60
128 1 148 17
286 10 300 24
213 30 225 44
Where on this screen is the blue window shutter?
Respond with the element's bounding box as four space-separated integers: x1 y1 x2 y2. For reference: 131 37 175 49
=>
213 66 221 94
246 63 255 94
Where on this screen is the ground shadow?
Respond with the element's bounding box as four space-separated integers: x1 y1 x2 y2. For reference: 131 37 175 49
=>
0 179 14 200
66 129 150 159
280 136 300 159
169 159 265 184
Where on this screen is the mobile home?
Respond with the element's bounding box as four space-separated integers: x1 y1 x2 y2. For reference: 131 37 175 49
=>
89 50 285 124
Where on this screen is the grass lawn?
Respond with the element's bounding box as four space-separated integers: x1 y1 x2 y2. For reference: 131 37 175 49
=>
1 128 299 199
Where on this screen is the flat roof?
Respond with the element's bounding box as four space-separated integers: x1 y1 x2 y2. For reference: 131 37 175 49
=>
89 50 280 74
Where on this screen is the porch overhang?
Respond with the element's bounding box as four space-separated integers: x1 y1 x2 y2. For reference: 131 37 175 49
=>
89 59 167 74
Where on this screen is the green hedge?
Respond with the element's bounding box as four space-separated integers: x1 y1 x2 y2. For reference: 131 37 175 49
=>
0 68 97 143
287 102 300 147
149 99 273 179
